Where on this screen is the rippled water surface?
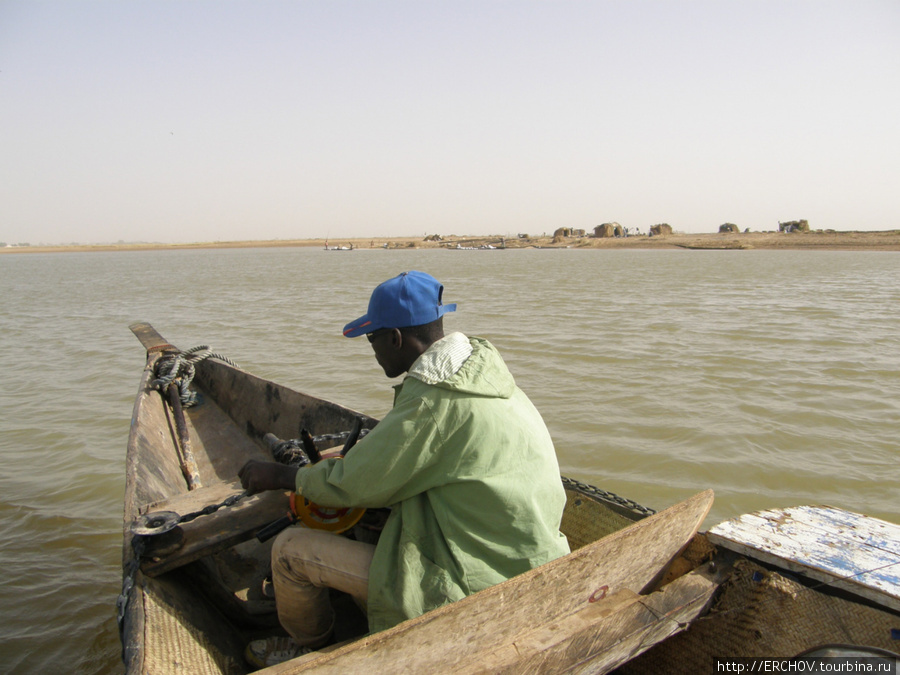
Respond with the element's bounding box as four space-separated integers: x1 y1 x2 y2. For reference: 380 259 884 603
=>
1 247 898 672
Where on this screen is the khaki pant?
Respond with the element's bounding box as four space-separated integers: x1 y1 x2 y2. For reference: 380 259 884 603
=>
271 527 376 648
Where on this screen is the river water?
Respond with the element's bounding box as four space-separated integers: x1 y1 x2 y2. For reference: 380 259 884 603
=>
1 246 898 673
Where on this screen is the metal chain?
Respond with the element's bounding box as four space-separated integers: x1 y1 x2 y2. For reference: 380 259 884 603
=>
116 534 146 656
116 424 362 643
269 438 310 466
561 476 657 517
178 490 248 524
308 429 371 445
117 424 649 654
117 490 248 647
270 430 371 466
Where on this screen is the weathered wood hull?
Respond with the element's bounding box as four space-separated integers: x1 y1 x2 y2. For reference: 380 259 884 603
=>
123 324 384 672
123 325 712 674
122 324 899 674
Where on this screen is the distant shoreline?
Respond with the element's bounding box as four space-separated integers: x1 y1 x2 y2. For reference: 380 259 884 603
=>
3 230 900 254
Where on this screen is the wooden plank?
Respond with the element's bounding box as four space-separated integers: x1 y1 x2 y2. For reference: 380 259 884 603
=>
129 322 174 352
708 506 900 612
467 589 644 673
468 564 723 675
773 505 900 556
140 480 248 516
564 566 724 675
260 489 714 674
139 481 289 576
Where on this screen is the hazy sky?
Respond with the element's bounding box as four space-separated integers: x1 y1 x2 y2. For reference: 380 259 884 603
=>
2 1 898 244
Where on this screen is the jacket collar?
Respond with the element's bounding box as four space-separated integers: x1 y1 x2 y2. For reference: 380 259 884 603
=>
406 332 473 385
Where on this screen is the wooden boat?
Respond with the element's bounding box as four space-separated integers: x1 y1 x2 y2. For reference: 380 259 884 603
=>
674 243 752 250
121 323 900 674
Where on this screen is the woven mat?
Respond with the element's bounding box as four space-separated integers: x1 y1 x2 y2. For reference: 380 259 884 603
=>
560 488 637 550
619 558 900 674
142 588 243 674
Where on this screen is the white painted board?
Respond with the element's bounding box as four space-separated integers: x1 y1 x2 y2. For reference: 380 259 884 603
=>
708 505 900 612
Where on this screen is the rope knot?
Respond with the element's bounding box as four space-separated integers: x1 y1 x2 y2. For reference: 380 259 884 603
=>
150 345 239 407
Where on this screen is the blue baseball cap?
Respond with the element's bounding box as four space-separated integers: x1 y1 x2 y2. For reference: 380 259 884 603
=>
343 271 457 338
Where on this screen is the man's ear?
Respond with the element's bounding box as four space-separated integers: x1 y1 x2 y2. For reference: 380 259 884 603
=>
389 327 402 349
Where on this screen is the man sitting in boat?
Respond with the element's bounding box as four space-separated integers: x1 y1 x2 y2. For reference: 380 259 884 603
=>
239 270 570 668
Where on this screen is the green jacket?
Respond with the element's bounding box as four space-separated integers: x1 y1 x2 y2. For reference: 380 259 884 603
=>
297 335 570 633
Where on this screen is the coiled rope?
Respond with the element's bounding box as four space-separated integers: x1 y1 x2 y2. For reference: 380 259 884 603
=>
150 345 240 407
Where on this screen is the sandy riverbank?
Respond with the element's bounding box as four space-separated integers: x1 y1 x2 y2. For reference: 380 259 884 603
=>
3 229 900 254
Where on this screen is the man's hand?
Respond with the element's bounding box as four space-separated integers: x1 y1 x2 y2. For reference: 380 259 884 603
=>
238 459 299 495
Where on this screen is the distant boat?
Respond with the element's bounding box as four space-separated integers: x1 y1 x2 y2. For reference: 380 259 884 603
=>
451 243 499 250
674 243 751 250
